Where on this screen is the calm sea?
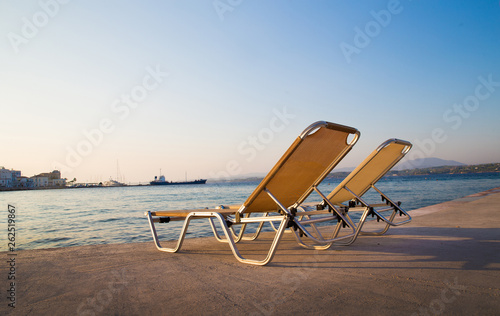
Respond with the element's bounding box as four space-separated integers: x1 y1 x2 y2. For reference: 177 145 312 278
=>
1 172 499 251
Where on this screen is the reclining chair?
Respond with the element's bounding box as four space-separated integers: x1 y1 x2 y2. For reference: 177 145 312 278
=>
146 121 360 265
292 138 413 248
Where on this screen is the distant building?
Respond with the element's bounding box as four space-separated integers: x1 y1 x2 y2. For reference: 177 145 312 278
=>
16 176 34 188
31 175 49 187
0 167 13 187
51 178 66 187
0 167 22 188
11 170 22 187
0 168 66 189
34 170 60 180
31 170 66 187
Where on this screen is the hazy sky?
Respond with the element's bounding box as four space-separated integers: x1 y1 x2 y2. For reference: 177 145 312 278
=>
1 1 499 183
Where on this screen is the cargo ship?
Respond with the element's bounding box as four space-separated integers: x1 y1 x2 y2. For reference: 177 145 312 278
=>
150 174 206 186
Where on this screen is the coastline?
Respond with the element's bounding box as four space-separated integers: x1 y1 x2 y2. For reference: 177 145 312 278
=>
0 183 149 192
0 181 211 192
1 187 499 315
2 167 498 190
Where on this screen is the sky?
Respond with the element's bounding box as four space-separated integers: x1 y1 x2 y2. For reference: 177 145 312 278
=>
1 0 499 183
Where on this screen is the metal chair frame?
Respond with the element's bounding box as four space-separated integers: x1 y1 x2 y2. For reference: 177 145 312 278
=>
146 121 360 265
292 139 413 247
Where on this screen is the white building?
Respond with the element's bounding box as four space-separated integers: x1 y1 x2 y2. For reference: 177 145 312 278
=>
50 178 66 187
1 167 65 189
16 176 34 188
31 176 49 187
0 167 13 187
32 170 66 187
0 167 22 188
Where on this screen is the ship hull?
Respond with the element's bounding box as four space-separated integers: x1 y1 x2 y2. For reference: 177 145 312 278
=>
149 179 207 185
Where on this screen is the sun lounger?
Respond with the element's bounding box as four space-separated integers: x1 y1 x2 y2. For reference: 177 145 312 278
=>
292 138 413 248
145 121 360 265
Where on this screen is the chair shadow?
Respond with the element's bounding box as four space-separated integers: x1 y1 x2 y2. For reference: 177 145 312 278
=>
269 226 500 270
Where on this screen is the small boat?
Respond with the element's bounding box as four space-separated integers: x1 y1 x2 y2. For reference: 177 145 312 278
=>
150 174 207 186
103 179 126 187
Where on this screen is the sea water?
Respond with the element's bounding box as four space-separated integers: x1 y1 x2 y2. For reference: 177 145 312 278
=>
1 172 499 251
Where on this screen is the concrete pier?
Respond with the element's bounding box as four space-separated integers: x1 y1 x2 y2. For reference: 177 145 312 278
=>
2 188 499 315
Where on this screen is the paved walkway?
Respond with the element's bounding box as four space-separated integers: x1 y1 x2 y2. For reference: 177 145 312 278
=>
2 188 500 315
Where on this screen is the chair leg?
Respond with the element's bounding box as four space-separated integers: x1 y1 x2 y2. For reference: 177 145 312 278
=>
332 208 371 245
208 217 230 242
233 213 268 241
292 206 374 247
146 211 191 253
208 215 267 243
370 185 412 228
292 217 358 247
296 208 324 240
234 221 266 241
209 213 290 266
342 185 412 237
291 228 334 250
291 210 332 249
359 208 397 236
147 211 289 266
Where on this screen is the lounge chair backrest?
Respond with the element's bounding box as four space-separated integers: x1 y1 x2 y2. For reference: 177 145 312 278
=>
240 121 359 214
327 139 412 205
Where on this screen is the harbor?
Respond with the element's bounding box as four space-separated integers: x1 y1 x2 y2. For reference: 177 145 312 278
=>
0 164 206 191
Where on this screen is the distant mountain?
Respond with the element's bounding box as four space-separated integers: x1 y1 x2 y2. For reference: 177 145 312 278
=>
394 157 465 170
208 172 267 182
330 166 355 173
